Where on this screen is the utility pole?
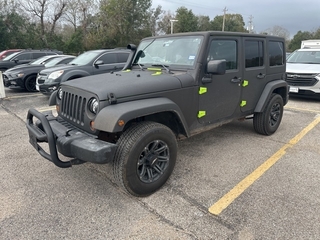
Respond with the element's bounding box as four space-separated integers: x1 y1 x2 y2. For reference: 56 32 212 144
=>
222 7 228 31
170 19 178 34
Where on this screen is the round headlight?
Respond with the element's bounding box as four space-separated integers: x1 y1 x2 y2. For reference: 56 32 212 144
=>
89 98 99 114
57 88 63 100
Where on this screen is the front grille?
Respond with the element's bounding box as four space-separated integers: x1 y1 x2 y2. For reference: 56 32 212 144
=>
286 73 318 86
60 91 86 126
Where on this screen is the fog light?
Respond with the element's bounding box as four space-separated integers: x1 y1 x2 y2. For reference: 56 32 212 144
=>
90 121 95 130
118 120 125 127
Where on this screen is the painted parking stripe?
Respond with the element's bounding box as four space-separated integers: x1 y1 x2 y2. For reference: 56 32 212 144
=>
285 106 320 114
5 93 41 99
37 106 56 112
209 115 320 215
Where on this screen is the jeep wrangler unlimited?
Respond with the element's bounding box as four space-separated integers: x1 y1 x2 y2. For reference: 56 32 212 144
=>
26 32 288 196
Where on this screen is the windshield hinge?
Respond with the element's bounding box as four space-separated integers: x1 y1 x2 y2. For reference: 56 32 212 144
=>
108 93 117 104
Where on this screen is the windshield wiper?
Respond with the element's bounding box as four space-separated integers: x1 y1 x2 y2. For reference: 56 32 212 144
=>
132 63 144 70
151 64 172 74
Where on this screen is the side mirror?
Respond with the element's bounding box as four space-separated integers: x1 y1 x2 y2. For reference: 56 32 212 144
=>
94 60 104 66
207 60 226 75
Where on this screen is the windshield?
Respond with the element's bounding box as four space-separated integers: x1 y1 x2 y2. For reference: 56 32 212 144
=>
134 36 203 68
45 57 66 67
287 50 320 64
2 51 20 61
29 56 53 65
69 51 101 66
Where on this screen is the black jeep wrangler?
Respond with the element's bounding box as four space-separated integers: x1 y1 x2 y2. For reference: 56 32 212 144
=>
27 32 288 196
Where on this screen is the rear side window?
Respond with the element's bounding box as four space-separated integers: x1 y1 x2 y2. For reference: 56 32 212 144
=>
269 41 284 66
117 52 129 63
245 40 264 68
33 52 47 59
98 53 117 64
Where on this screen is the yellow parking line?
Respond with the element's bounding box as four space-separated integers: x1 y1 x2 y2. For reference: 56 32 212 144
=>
5 94 41 99
37 106 56 112
208 115 320 215
285 106 320 114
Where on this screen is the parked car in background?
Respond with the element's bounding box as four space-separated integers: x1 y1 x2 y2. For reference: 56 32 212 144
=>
0 49 23 60
286 52 292 59
0 49 62 72
36 48 130 95
286 48 320 99
3 55 74 92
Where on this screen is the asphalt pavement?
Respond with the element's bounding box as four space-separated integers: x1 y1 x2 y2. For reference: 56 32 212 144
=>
1 88 320 239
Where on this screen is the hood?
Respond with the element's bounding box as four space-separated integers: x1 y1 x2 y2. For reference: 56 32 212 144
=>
63 69 195 100
286 63 320 74
40 64 79 74
5 64 43 73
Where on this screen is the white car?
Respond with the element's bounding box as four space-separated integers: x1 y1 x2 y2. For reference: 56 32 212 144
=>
286 48 320 99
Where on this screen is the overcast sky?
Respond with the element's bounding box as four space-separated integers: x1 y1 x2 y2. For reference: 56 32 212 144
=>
152 0 320 38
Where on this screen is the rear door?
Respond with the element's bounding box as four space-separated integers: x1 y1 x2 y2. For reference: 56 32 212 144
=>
240 37 267 113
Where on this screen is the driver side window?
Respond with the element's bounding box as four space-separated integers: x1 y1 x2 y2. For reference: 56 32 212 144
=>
208 40 237 70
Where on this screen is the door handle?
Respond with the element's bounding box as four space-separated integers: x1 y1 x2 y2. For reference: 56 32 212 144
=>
231 77 241 83
257 73 266 79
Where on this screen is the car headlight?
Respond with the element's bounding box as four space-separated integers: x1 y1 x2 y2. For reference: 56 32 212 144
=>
57 87 63 100
48 70 64 80
88 98 99 114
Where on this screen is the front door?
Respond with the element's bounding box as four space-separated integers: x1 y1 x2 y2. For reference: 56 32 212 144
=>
93 53 118 74
198 37 242 124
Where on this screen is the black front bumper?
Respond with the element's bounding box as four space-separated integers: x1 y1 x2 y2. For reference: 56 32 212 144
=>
26 109 117 168
38 83 59 95
2 74 24 88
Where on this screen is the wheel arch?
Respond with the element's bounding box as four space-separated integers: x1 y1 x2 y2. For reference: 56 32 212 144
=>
93 98 190 137
254 80 288 112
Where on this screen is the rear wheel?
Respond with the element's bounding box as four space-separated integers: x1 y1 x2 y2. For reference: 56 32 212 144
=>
113 121 177 197
24 75 37 92
253 93 284 135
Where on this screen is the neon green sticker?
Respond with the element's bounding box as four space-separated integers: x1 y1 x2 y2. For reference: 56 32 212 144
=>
242 80 249 87
152 72 162 76
122 69 131 72
240 100 247 107
199 87 207 95
147 68 162 71
198 111 206 118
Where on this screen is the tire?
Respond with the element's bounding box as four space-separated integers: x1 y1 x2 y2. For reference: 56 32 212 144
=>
113 121 177 197
24 75 37 92
253 93 284 135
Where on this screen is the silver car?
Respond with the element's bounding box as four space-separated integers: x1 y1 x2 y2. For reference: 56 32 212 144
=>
286 48 320 99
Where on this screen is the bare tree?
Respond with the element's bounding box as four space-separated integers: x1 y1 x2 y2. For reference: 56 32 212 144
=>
263 25 290 41
63 0 98 32
19 0 67 46
157 11 175 35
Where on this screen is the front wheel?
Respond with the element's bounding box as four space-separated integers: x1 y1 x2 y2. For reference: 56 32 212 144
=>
253 93 284 135
24 75 37 92
113 122 177 197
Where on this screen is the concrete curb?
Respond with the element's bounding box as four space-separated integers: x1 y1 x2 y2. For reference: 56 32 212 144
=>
0 71 6 98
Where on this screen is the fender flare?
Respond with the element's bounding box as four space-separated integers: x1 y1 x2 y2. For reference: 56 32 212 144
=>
254 80 289 112
93 98 189 135
48 90 57 106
